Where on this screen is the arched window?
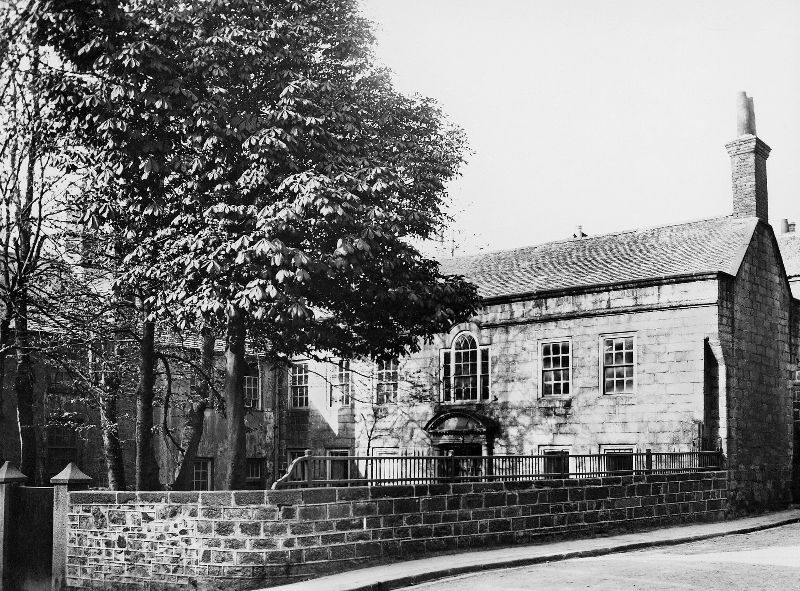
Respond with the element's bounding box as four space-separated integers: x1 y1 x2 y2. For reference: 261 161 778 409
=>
441 333 490 402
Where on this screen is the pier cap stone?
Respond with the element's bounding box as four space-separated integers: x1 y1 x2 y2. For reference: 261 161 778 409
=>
0 461 27 483
50 462 93 485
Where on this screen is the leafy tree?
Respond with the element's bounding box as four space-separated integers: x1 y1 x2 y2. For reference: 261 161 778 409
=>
39 0 479 489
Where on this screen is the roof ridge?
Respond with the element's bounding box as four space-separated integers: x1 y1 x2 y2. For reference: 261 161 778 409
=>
441 214 738 263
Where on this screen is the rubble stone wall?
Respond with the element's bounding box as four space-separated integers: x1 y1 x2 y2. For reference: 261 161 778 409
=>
65 471 728 590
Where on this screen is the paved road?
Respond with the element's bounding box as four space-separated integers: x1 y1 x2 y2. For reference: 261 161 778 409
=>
402 523 800 591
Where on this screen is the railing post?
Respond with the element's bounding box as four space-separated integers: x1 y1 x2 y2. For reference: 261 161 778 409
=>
447 450 456 483
304 449 313 488
0 462 27 591
645 449 653 474
51 463 92 591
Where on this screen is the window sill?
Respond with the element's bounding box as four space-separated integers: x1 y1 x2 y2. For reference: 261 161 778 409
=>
538 395 572 401
537 397 572 412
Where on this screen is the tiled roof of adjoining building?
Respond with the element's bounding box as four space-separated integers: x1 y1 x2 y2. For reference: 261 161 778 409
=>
439 216 760 300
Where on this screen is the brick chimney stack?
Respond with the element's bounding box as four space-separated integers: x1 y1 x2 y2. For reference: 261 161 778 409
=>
725 91 771 222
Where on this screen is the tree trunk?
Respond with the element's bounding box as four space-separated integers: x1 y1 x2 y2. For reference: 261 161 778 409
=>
15 293 36 481
223 314 246 490
173 328 214 490
134 305 160 490
14 82 38 482
0 312 13 453
100 386 126 490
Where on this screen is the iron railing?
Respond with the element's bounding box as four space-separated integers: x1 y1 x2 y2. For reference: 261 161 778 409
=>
271 449 724 489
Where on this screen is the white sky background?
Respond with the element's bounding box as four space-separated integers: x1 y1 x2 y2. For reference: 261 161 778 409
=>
360 0 800 256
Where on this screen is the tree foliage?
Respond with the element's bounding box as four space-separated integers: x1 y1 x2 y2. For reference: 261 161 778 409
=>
41 0 477 357
30 0 479 488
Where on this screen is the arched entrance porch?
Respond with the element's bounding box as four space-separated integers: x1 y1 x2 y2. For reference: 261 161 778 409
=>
424 410 499 455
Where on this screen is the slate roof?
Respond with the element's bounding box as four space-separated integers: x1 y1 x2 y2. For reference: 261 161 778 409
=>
439 216 759 299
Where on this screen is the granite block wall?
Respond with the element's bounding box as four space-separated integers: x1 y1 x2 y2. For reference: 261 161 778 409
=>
65 472 728 590
719 223 794 511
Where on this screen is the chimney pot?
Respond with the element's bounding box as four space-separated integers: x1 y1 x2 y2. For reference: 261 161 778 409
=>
736 91 757 136
780 219 790 234
789 222 796 233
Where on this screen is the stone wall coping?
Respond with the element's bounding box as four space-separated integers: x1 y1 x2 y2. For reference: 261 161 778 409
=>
66 471 729 507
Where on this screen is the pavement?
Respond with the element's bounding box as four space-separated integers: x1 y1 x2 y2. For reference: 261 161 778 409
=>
264 508 800 591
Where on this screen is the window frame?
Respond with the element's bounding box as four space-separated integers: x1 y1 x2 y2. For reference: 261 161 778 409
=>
375 359 399 405
538 338 572 398
440 332 491 403
245 458 264 485
329 360 353 407
600 445 635 474
538 446 571 477
244 370 262 410
599 333 637 395
192 458 213 491
793 386 800 424
289 362 310 409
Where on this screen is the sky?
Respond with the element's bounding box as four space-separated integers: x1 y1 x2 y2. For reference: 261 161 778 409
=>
360 0 800 255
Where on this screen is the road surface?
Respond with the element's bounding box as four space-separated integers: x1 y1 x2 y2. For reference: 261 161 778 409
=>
401 522 800 590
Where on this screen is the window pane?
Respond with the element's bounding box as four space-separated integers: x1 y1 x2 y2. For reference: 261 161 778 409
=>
290 363 309 408
455 334 477 351
446 336 489 402
376 359 399 404
192 459 211 491
541 341 570 397
603 337 634 395
480 349 490 400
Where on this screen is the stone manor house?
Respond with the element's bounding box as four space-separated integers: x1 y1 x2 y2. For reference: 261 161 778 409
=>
1 94 797 508
174 93 797 508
